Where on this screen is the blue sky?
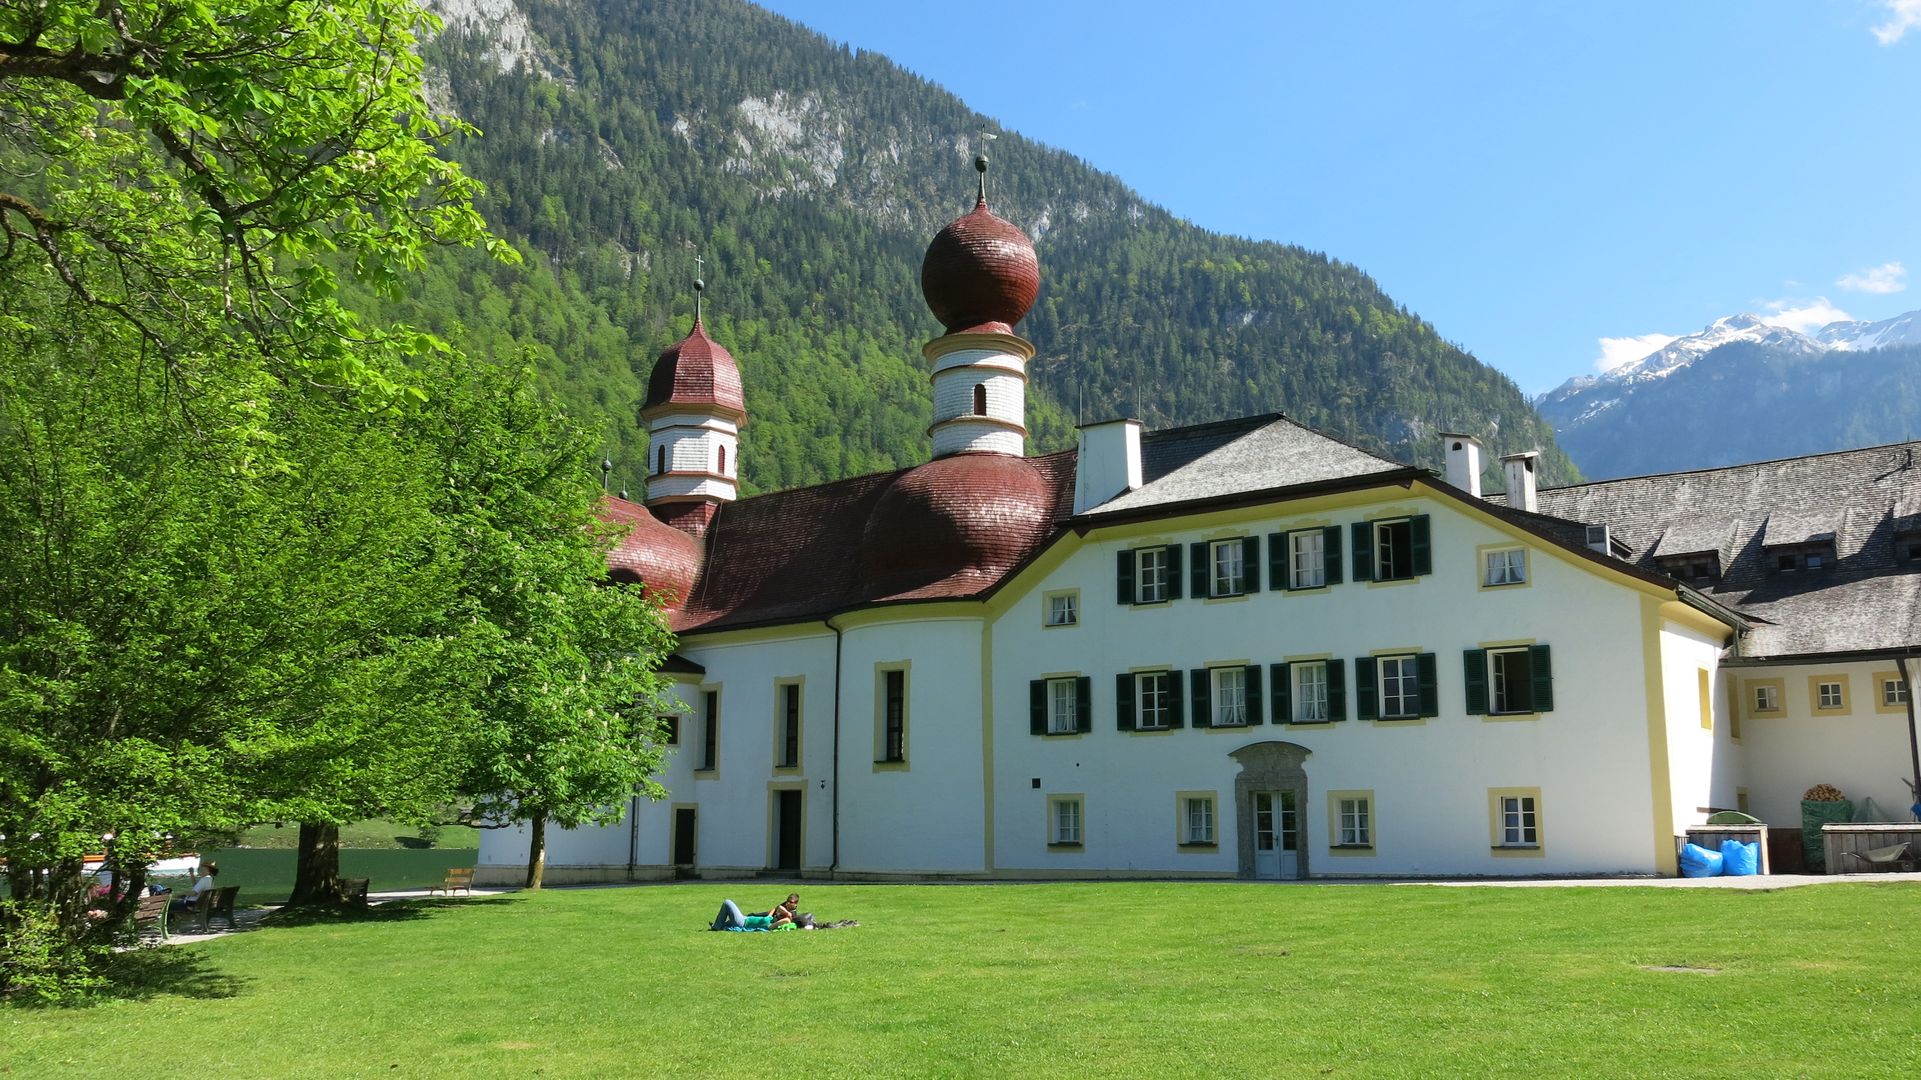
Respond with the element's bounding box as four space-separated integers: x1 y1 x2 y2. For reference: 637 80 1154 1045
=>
756 1 1921 395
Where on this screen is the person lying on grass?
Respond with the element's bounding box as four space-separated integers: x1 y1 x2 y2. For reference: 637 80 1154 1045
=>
710 893 804 931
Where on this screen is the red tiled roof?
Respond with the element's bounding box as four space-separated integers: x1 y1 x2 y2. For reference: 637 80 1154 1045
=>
920 198 1040 334
642 318 745 419
601 495 704 613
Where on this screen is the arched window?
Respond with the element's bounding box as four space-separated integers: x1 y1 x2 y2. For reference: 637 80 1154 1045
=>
717 444 727 475
655 446 666 475
973 384 988 416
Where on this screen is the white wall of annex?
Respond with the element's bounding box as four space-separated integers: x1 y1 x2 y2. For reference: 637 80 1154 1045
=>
834 617 988 874
988 490 1664 876
1736 659 1919 827
1657 620 1736 837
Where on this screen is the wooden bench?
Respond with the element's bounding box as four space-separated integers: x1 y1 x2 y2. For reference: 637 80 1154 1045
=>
187 885 240 932
134 891 171 940
340 877 370 906
428 867 474 897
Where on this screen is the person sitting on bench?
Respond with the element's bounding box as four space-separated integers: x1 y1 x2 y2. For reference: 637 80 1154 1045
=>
171 861 218 912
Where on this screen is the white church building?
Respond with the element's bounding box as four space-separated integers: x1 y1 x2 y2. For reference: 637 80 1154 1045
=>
478 163 1921 883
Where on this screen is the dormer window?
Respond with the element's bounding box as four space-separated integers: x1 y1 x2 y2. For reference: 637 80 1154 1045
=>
1656 553 1720 587
1772 543 1835 573
1899 530 1921 562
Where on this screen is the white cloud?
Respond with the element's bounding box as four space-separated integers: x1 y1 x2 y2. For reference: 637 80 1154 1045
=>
1837 260 1908 294
1872 0 1921 44
1759 297 1853 334
1593 332 1678 373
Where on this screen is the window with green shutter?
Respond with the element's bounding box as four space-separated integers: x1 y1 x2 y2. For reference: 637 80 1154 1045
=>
1326 658 1347 722
1270 662 1291 722
1355 657 1378 721
1243 664 1263 725
1116 673 1136 731
1478 645 1555 714
1190 668 1212 728
1353 516 1432 582
1463 648 1489 715
1416 651 1439 717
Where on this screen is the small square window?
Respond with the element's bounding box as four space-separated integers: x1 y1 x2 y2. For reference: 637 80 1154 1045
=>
1045 591 1079 627
1184 796 1216 845
1047 677 1079 734
1212 667 1247 726
1049 797 1083 846
1499 795 1538 847
1136 547 1168 604
1378 655 1420 719
1484 548 1526 587
1337 797 1371 847
1210 539 1246 597
1289 530 1325 589
1753 684 1780 712
1818 681 1844 709
1136 671 1172 730
659 715 680 746
1294 662 1329 723
1885 679 1910 707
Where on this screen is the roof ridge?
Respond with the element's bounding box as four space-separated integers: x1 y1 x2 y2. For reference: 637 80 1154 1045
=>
1541 438 1921 492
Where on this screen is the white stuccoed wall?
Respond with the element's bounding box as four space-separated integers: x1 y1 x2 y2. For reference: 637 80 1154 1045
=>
1735 659 1920 826
645 412 739 501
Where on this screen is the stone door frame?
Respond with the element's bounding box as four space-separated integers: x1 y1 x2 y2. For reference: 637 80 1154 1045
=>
1231 740 1312 879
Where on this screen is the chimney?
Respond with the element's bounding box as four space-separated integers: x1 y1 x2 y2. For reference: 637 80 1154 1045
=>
1503 451 1541 513
1439 433 1483 498
1074 418 1143 515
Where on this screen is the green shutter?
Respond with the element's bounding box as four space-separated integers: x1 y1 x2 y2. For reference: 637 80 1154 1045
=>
1271 663 1291 723
1115 673 1136 731
1267 532 1286 591
1164 544 1184 600
1190 542 1210 599
1076 677 1093 733
1116 550 1135 605
1411 515 1432 577
1242 536 1261 593
1190 668 1212 728
1244 664 1264 725
1323 525 1344 585
1167 669 1186 728
1417 652 1439 717
1355 657 1378 721
1463 649 1489 715
1351 522 1374 582
1029 680 1047 735
1529 644 1554 713
1327 659 1347 722
1459 645 1490 714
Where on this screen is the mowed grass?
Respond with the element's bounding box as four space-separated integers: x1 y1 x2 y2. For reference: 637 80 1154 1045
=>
8 881 1920 1079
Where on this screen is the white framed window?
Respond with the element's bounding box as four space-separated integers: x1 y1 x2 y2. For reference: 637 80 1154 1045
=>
1753 684 1780 712
1048 677 1079 734
1049 796 1083 846
1498 794 1539 847
1045 591 1079 627
1884 678 1909 707
1289 529 1325 589
1210 539 1245 597
1484 548 1526 587
1489 648 1535 714
1379 655 1419 719
1818 681 1844 710
1137 671 1172 730
1183 796 1216 845
1136 547 1168 604
1294 662 1328 723
1212 667 1247 726
1337 796 1372 847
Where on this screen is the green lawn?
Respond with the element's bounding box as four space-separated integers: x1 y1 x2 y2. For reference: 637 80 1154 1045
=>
8 882 1920 1078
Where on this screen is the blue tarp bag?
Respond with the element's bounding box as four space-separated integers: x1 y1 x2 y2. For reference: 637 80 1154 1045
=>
1680 842 1724 877
1720 838 1759 876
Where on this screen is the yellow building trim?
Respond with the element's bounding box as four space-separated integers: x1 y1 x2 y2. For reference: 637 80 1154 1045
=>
872 661 911 771
1325 789 1376 856
1872 670 1910 715
1744 676 1785 721
1282 652 1333 663
1640 596 1679 875
1039 588 1080 630
980 622 995 872
1487 786 1546 858
1807 673 1851 715
1725 676 1742 741
1174 790 1220 851
1657 600 1734 641
763 780 806 870
1697 668 1713 731
1475 541 1532 592
1080 487 1402 546
1043 793 1084 849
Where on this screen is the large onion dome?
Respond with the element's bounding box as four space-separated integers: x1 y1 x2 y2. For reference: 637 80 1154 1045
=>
919 157 1039 336
642 313 745 421
861 452 1052 596
602 496 704 609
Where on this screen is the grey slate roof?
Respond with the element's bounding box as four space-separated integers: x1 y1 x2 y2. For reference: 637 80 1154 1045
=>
1087 415 1407 517
1498 441 1921 660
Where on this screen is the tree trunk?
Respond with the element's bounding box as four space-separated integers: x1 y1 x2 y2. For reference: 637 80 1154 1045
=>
524 810 547 890
289 822 342 906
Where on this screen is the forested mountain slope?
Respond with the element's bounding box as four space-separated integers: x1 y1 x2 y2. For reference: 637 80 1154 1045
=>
357 0 1578 495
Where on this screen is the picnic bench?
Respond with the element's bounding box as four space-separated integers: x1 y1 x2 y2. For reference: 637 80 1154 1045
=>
429 867 474 897
340 877 370 906
134 891 171 940
187 885 240 932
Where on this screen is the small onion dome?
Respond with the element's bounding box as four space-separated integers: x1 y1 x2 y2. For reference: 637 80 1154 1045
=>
920 197 1039 336
642 317 745 421
602 495 704 609
861 452 1051 596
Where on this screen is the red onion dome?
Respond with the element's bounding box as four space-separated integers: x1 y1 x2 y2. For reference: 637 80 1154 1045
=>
642 316 745 420
920 196 1039 336
861 453 1052 596
601 496 704 609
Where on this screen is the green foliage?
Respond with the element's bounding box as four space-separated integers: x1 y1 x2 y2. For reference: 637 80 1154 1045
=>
349 0 1577 495
0 899 108 1006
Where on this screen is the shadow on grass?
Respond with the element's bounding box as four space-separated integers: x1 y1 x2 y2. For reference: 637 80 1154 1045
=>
94 946 252 1003
256 895 521 929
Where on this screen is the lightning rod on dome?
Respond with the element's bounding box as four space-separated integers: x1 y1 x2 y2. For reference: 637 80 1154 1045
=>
974 152 990 205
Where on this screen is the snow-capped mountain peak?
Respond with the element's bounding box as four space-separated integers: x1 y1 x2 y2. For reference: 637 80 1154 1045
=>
1605 314 1821 384
1815 309 1921 351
